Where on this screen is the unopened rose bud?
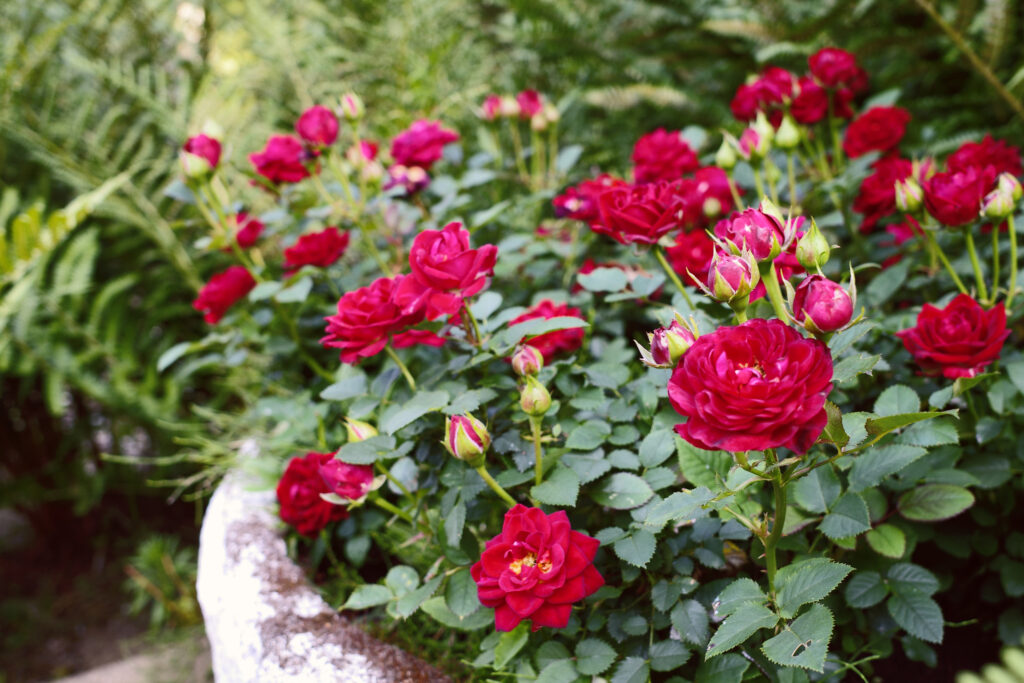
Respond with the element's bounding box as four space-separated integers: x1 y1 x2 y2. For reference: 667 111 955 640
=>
481 94 502 121
511 345 544 377
520 375 552 417
340 93 364 121
181 134 221 179
795 219 830 271
542 103 560 125
703 196 723 219
894 177 923 213
998 172 1022 202
530 114 548 132
793 274 853 334
443 414 490 467
705 251 759 305
345 418 378 443
775 115 801 150
499 95 520 118
637 319 697 368
715 138 737 170
982 185 1016 221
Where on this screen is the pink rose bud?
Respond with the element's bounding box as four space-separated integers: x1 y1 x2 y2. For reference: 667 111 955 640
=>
637 319 697 368
318 458 375 503
516 90 543 119
519 375 552 417
444 414 490 468
795 219 830 271
340 93 364 120
511 345 544 376
713 207 786 262
894 176 923 213
704 251 759 304
481 94 502 121
345 418 378 443
296 105 339 148
999 172 1023 202
793 274 853 334
181 134 221 178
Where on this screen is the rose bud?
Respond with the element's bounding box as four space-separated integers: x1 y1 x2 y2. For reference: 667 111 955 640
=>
481 94 502 121
542 103 560 125
318 459 375 505
181 134 222 178
734 128 764 162
713 207 786 262
516 90 544 119
793 275 853 334
520 376 552 417
637 318 697 368
795 219 831 271
775 114 801 151
511 345 544 377
982 184 1016 221
444 414 490 468
499 96 520 118
894 176 923 213
296 105 339 148
340 93 364 121
999 172 1023 202
701 251 759 305
345 418 378 443
715 138 738 170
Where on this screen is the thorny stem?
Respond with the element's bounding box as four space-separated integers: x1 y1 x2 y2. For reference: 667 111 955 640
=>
530 416 545 487
384 345 416 391
963 228 989 304
654 247 694 308
763 449 787 597
475 466 517 508
923 230 969 295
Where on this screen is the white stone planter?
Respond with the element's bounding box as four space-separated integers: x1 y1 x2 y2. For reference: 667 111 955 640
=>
197 462 452 683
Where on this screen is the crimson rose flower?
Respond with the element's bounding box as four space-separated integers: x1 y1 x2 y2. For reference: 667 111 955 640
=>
481 95 502 120
693 166 738 221
790 76 827 124
321 275 445 364
666 229 716 284
668 318 833 454
809 47 867 91
394 221 498 319
192 265 256 324
318 459 375 502
508 300 585 363
250 135 310 184
390 120 459 169
276 452 349 538
295 105 339 148
284 227 350 270
553 175 627 224
631 129 699 183
896 294 1009 379
232 212 264 249
713 208 788 262
923 167 988 226
729 67 794 124
471 505 604 632
182 134 221 170
843 106 911 158
947 134 1022 180
592 181 684 245
853 157 913 232
516 90 543 119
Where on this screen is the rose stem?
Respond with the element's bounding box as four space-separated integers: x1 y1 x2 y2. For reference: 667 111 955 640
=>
763 449 787 597
531 128 545 190
375 461 412 498
546 123 559 187
384 345 417 391
923 230 968 295
1008 214 1018 310
319 529 341 569
654 247 694 308
786 152 798 211
474 465 517 508
727 174 745 211
462 302 483 346
530 416 545 487
371 496 426 532
765 158 781 206
827 93 844 173
506 120 531 186
752 165 767 201
759 261 791 324
991 225 1001 300
274 301 335 382
963 228 989 304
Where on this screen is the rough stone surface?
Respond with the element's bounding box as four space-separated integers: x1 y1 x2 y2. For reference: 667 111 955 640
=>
197 457 451 683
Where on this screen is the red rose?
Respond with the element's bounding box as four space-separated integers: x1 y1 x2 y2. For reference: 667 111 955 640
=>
592 181 685 245
729 67 794 123
631 129 699 183
276 452 348 538
182 134 221 169
694 166 738 221
842 106 911 158
233 212 264 249
730 83 762 122
668 318 834 454
389 120 459 169
809 47 866 90
896 294 1009 379
666 229 716 284
923 167 988 227
295 105 339 148
321 275 444 364
552 174 627 224
394 221 498 319
947 134 1023 180
471 505 604 632
284 227 350 270
318 459 375 502
793 275 853 333
508 300 585 363
249 135 310 184
791 77 828 124
852 157 913 231
192 265 256 324
516 90 544 119
481 95 502 120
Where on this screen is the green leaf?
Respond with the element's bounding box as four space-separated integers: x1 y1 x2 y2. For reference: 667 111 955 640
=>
563 449 613 484
713 578 768 618
644 487 714 528
566 419 612 450
848 444 927 492
574 638 617 675
706 603 778 659
819 492 871 539
156 342 191 372
761 604 834 673
444 388 498 415
829 320 875 358
536 660 577 683
639 429 677 468
494 622 530 668
775 559 853 618
865 259 909 306
445 569 480 618
887 591 944 643
1003 359 1024 395
650 640 691 671
578 267 629 292
866 524 906 559
873 385 920 416
610 656 649 683
556 144 584 173
864 410 956 438
671 599 710 647
320 374 368 401
832 353 881 383
444 500 466 547
335 435 398 465
497 316 589 349
385 566 419 597
380 390 450 434
677 441 732 488
275 275 312 303
792 466 841 514
844 571 888 608
898 484 974 521
887 563 939 596
394 575 442 618
531 466 580 506
613 530 657 568
816 401 849 447
342 584 393 610
695 653 750 683
591 472 654 509
585 362 631 389
248 280 282 301
420 597 492 630
894 418 959 447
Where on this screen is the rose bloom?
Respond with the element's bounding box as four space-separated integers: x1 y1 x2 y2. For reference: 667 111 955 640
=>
321 275 445 364
809 47 866 90
631 129 699 183
923 167 988 227
481 94 502 120
842 106 911 158
232 211 265 249
318 459 375 502
276 452 349 538
729 67 794 124
284 227 350 270
666 229 716 284
947 134 1023 181
852 156 913 232
508 300 585 363
192 265 256 324
896 294 1009 379
693 166 738 222
713 208 787 262
516 90 544 118
793 275 853 333
389 119 459 169
592 180 685 245
790 76 828 124
471 505 603 632
668 318 834 454
552 174 627 224
394 221 498 319
295 105 340 148
249 134 310 184
182 134 221 169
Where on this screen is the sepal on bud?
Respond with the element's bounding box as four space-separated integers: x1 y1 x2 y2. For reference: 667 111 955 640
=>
511 345 544 377
692 250 759 308
715 136 738 170
775 115 801 150
795 219 831 271
443 414 490 468
894 177 923 213
636 316 698 368
982 173 1022 221
345 418 378 443
519 376 552 417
